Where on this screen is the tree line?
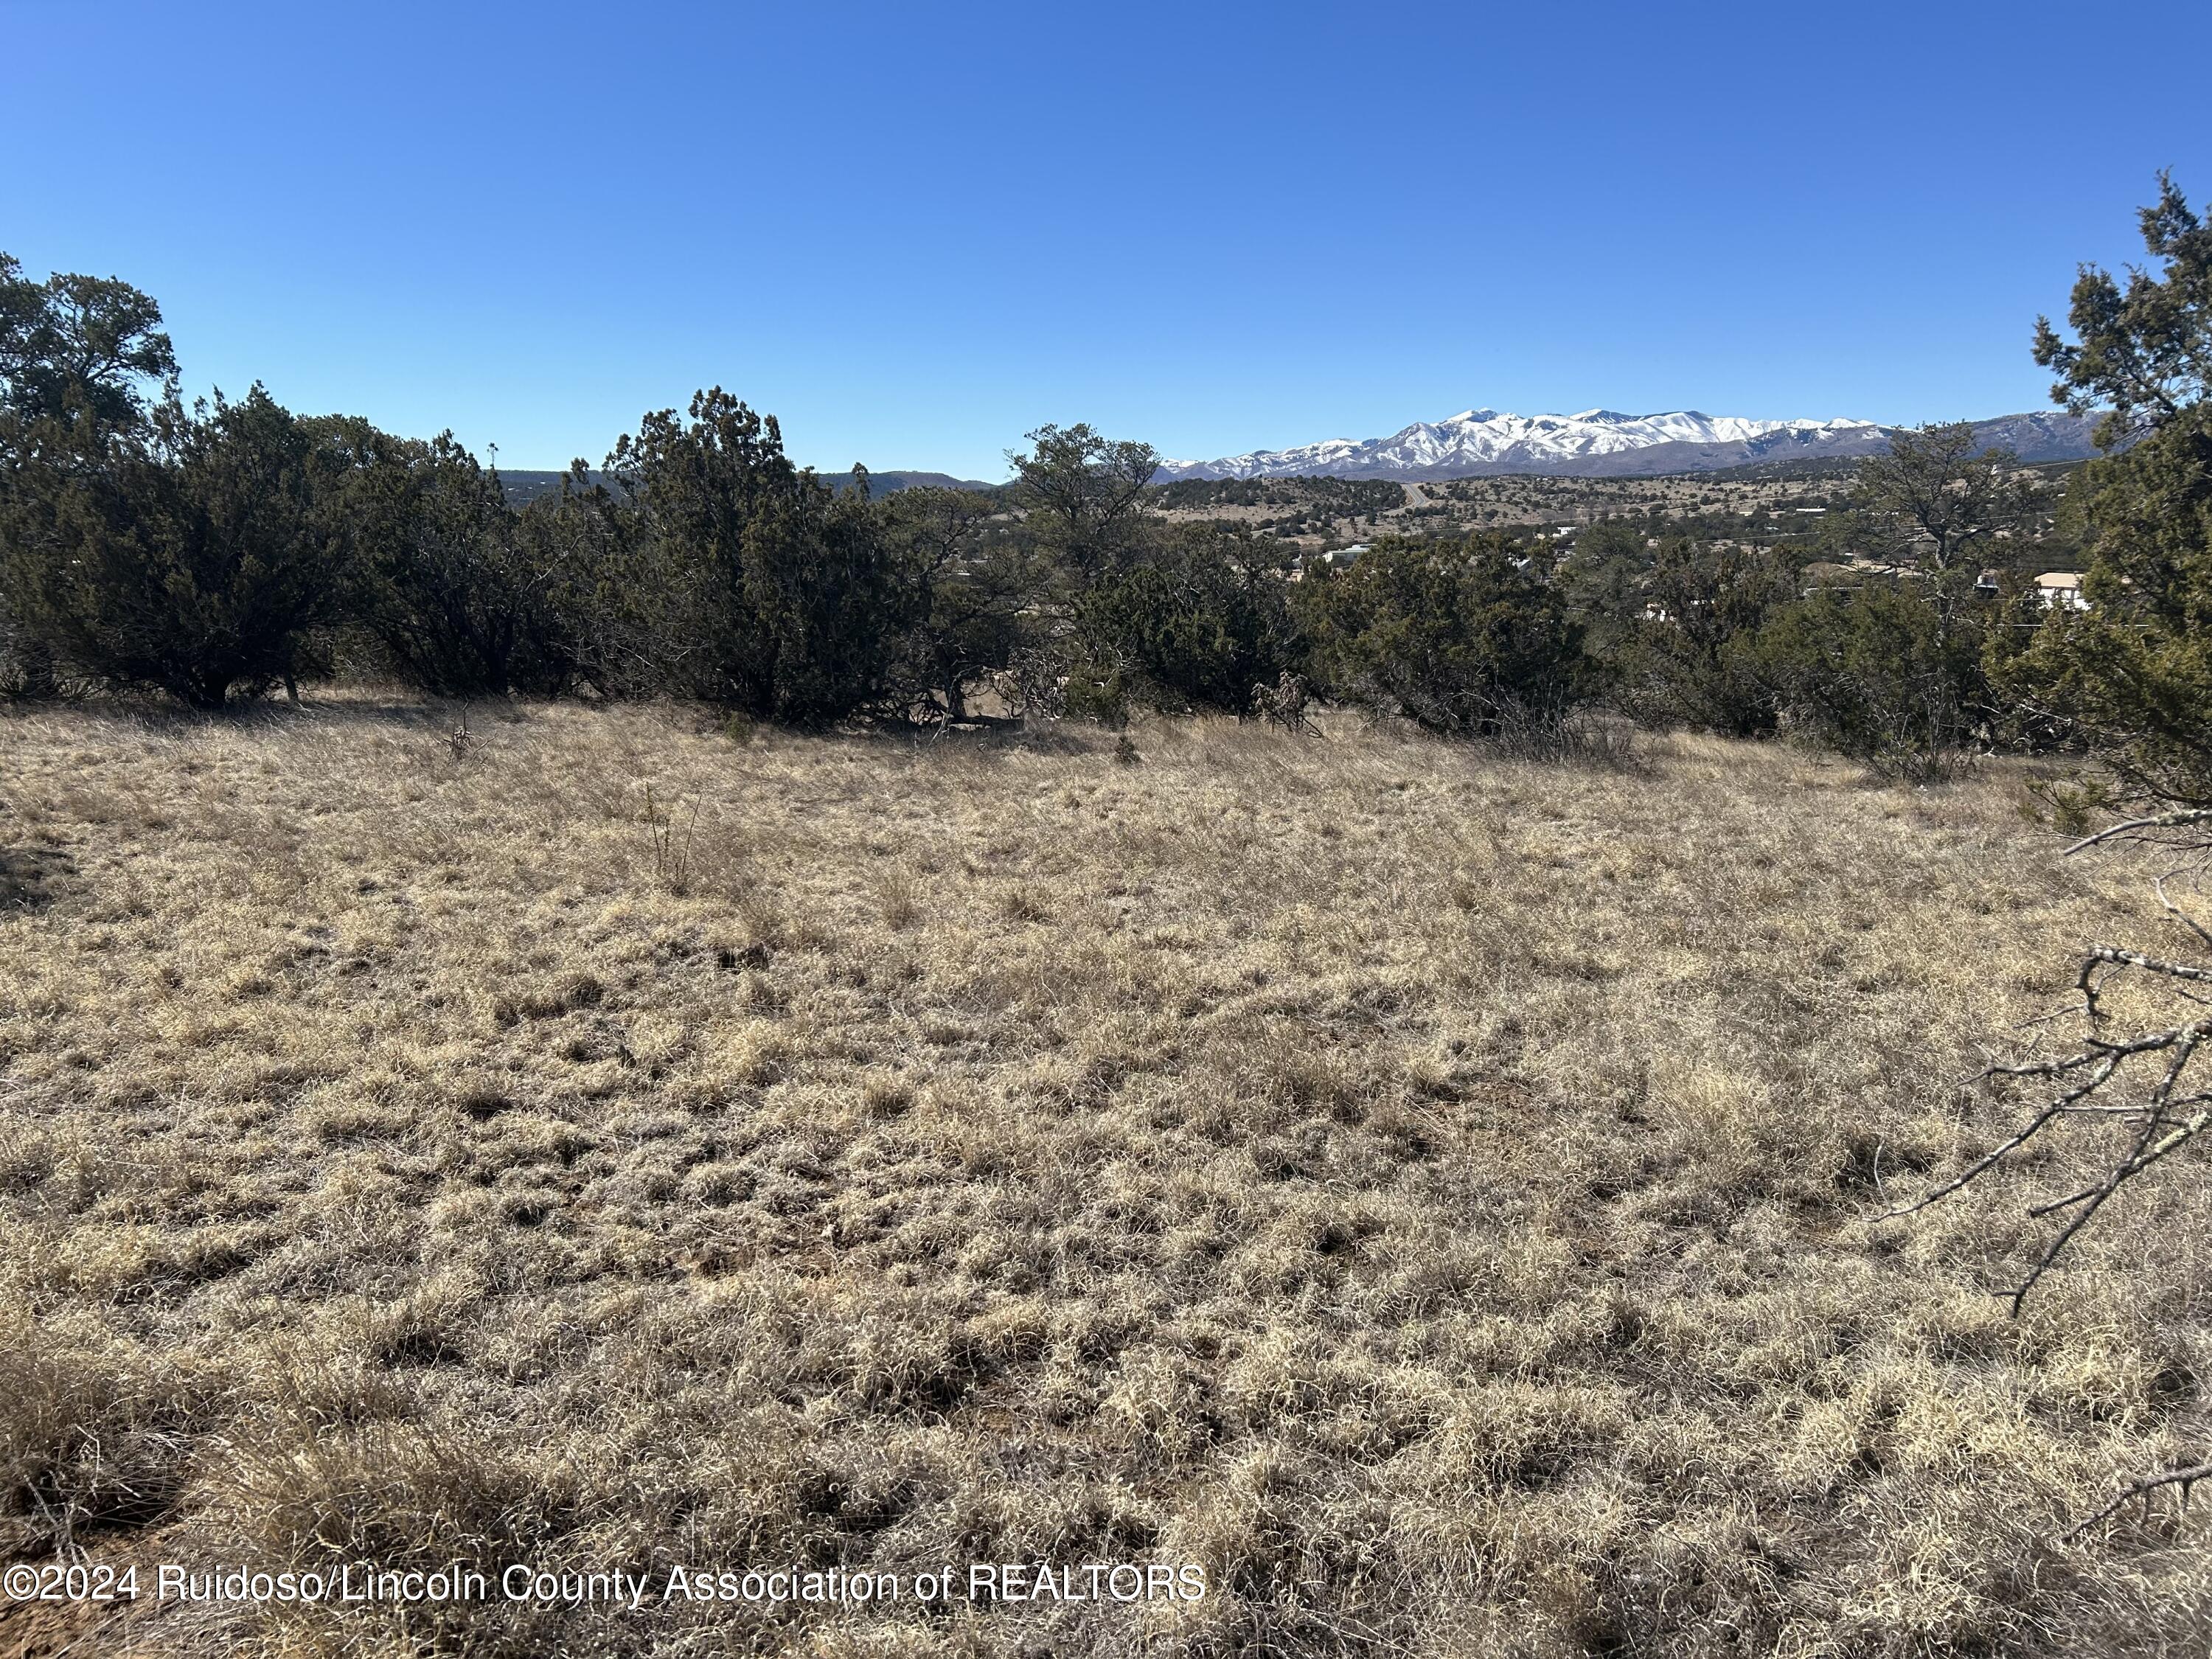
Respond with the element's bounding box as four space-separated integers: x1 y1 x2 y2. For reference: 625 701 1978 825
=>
4 176 2210 808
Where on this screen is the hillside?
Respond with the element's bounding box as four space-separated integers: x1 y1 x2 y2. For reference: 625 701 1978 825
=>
496 469 995 507
1144 461 2082 565
3 700 2206 1657
1158 408 2101 481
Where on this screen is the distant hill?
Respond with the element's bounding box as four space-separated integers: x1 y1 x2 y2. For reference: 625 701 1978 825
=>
1157 407 2104 481
496 468 993 507
823 470 998 496
496 470 610 507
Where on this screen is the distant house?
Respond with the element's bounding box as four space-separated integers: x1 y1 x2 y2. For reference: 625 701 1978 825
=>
2037 571 2088 611
1798 557 1919 597
1294 543 1370 580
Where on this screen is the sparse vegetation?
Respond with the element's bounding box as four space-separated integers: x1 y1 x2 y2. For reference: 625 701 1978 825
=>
3 703 2211 1655
7 175 2212 1659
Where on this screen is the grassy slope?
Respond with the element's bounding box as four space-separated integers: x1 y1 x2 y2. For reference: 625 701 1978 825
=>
1 701 2208 1656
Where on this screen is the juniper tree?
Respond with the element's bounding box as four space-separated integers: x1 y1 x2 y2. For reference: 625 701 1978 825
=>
1067 521 1301 716
2003 174 2212 806
341 428 571 695
605 389 914 723
876 485 1049 725
3 386 351 706
1004 423 1161 583
1 254 178 695
1298 532 1582 739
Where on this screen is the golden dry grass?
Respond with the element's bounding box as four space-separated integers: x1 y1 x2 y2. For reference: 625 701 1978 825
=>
2 697 2210 1656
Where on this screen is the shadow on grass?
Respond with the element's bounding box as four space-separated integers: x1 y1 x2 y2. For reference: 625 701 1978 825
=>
0 846 77 912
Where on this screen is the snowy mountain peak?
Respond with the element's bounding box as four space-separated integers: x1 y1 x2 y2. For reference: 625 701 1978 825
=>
1158 406 1892 481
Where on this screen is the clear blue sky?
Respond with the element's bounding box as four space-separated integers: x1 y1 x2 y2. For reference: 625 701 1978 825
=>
5 0 2208 478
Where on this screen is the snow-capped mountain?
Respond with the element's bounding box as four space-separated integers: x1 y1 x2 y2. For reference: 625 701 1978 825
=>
1155 407 2093 481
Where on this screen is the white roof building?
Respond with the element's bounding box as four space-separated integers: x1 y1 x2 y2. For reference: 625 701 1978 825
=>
2036 571 2087 611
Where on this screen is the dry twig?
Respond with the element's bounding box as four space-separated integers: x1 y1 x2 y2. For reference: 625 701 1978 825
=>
1896 809 2212 1531
2067 1459 2212 1539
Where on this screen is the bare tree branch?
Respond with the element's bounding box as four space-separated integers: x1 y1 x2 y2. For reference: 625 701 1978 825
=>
2065 809 2212 855
2067 1460 2212 1540
2153 871 2212 950
1895 809 2212 1531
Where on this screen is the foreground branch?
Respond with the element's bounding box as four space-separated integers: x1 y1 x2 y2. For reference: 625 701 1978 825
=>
2067 1460 2212 1540
2065 809 2212 855
1897 816 2212 1534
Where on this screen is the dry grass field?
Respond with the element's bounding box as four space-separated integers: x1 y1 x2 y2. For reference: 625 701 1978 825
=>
4 698 2211 1657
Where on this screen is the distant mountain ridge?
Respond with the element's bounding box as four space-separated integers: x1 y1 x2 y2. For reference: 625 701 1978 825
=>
496 468 991 507
1157 408 2101 481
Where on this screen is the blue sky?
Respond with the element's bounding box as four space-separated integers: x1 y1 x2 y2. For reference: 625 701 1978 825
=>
5 1 2208 478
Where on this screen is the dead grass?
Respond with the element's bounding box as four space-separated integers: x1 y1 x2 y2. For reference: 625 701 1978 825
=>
1 695 2209 1655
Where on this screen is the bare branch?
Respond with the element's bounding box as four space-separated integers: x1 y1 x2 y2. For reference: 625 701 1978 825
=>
2154 872 2212 951
2085 945 2212 984
2065 809 2212 855
2067 1461 2212 1540
1883 1057 2119 1218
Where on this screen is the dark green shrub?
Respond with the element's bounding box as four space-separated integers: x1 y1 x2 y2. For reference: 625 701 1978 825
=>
2003 176 2212 804
1615 540 1797 737
1300 533 1582 737
1068 522 1300 714
340 428 571 696
1997 415 2212 803
875 486 1051 724
1755 580 1987 779
602 390 917 724
1 386 348 707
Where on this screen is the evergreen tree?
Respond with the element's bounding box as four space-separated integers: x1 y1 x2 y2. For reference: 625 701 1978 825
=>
1755 577 1983 779
518 467 653 700
0 254 175 442
606 389 912 723
1004 423 1160 582
1615 538 1797 737
1068 521 1300 715
2003 175 2212 803
1300 533 1582 737
1747 422 2025 771
1554 517 1652 668
2 386 352 706
1 253 178 695
341 428 572 695
877 486 1048 723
